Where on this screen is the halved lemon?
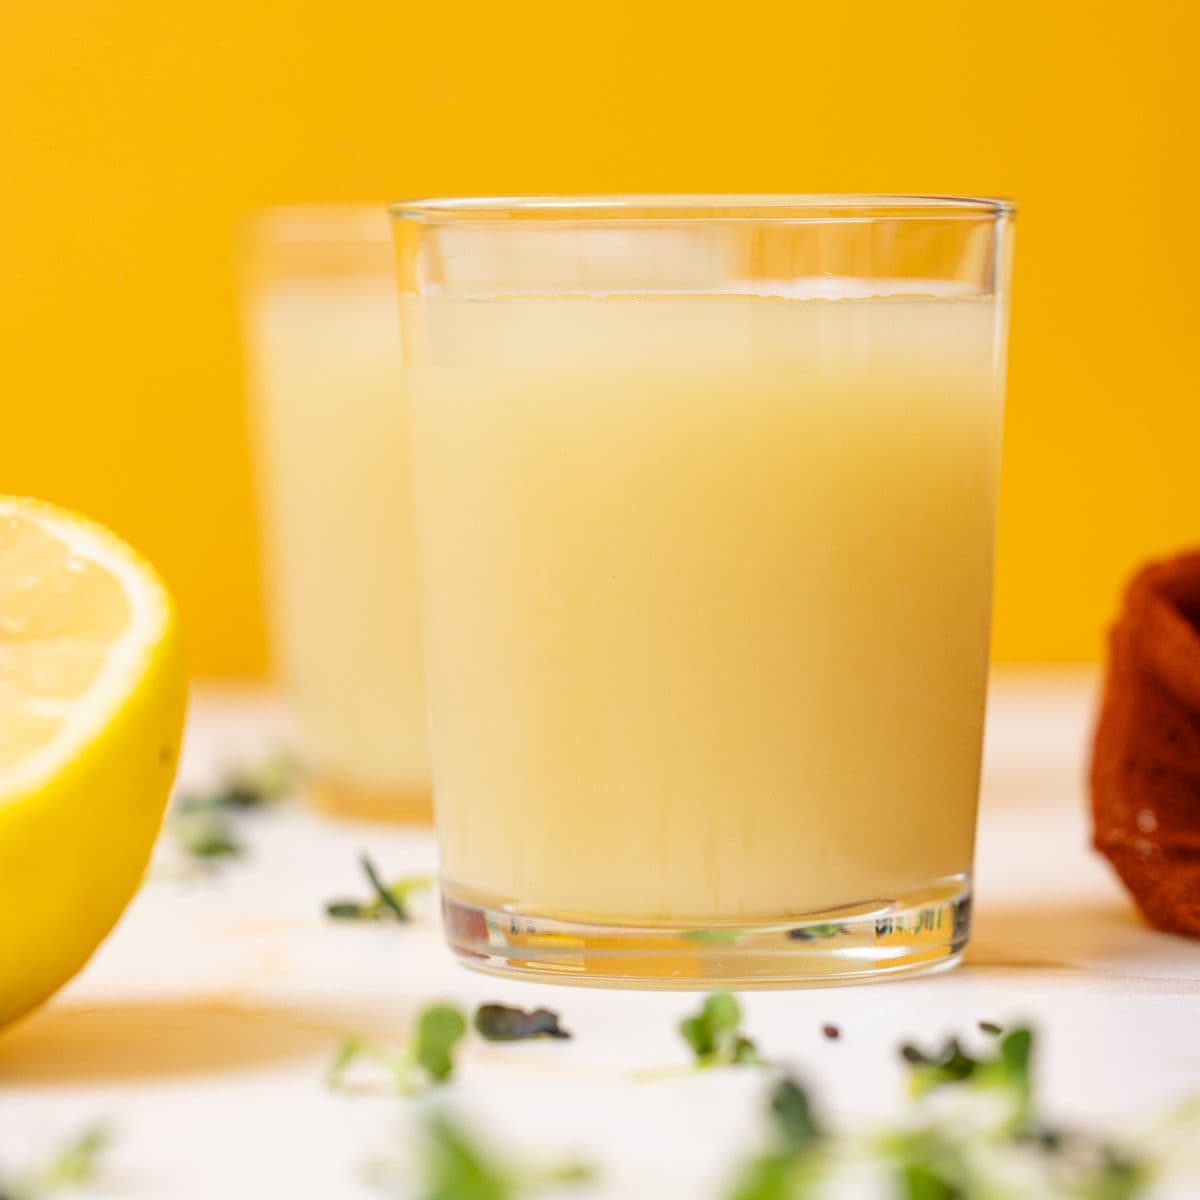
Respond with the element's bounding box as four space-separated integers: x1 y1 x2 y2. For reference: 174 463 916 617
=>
0 497 186 1031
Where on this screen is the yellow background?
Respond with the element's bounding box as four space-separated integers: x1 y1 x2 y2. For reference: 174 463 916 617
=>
1 1 1195 675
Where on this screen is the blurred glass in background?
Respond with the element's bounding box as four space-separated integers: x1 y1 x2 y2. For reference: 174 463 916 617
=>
240 206 430 822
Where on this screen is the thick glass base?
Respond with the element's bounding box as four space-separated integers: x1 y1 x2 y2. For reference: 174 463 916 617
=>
442 876 971 989
309 776 433 824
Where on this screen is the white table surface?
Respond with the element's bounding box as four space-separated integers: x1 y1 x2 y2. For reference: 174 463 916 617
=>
3 668 1199 1198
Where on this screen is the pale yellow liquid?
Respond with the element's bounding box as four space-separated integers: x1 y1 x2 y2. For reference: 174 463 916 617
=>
248 276 430 814
405 289 1003 919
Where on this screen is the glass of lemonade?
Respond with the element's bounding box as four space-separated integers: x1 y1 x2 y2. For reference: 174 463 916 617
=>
242 206 431 822
391 195 1013 984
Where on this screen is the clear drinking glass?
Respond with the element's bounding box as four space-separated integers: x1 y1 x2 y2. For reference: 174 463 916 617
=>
391 195 1013 984
242 205 431 822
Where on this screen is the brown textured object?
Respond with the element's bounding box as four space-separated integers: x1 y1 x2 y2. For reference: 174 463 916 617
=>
1090 552 1200 937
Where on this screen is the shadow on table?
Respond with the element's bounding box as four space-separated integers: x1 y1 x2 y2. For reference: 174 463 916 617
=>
0 996 341 1085
968 895 1198 977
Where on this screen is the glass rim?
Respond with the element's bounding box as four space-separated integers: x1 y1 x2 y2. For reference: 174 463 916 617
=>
389 193 1015 223
243 203 393 246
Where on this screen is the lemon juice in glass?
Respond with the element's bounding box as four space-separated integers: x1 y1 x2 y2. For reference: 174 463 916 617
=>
242 206 430 822
391 196 1013 983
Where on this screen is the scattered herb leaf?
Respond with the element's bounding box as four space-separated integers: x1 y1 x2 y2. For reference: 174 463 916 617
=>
367 1111 595 1200
978 1020 1003 1036
900 1037 978 1086
414 1005 469 1083
169 810 243 861
1078 1146 1148 1200
475 1004 571 1042
324 855 434 922
399 1113 510 1200
901 1162 963 1200
722 1027 1178 1199
900 1024 1034 1124
174 754 298 813
0 1125 111 1199
879 1128 971 1200
727 1078 825 1200
166 753 297 866
897 1149 968 1198
680 992 761 1068
728 1151 817 1200
32 1125 111 1189
363 856 409 921
769 1078 823 1154
327 1035 374 1088
328 1003 467 1094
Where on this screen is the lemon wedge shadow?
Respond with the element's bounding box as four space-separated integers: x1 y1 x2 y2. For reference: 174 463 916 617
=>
0 997 336 1084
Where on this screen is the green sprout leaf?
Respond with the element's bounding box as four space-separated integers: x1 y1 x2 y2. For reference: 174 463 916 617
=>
721 1023 1176 1200
406 1112 511 1200
901 1161 966 1200
996 1027 1033 1100
367 1111 596 1200
680 992 761 1068
769 1078 822 1153
901 1026 1033 1110
326 1035 374 1089
727 1077 825 1200
175 753 298 814
324 855 434 922
169 810 243 861
414 1005 469 1083
35 1125 111 1188
363 855 410 921
900 1037 980 1092
328 1003 467 1094
878 1128 971 1200
727 1152 810 1200
167 753 297 867
1013 1126 1152 1200
474 1004 571 1042
1 1124 111 1199
1076 1146 1149 1200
